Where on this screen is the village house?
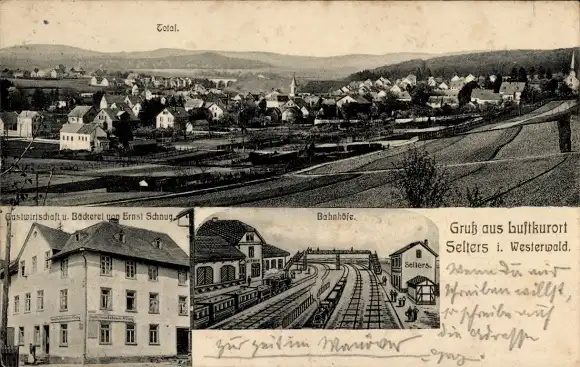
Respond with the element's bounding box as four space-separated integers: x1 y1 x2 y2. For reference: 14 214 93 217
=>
99 95 126 110
90 76 110 87
16 111 45 138
124 96 144 116
471 89 503 105
59 123 107 151
156 107 189 129
204 102 226 121
184 99 205 112
499 82 527 103
2 219 190 364
67 106 97 124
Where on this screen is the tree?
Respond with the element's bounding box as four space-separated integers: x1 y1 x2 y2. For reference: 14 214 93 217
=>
510 67 518 80
517 67 527 82
492 74 503 93
542 79 558 95
546 68 553 79
396 146 452 208
0 79 14 110
458 81 480 105
31 88 46 110
410 83 433 105
558 82 573 97
538 65 546 79
218 112 238 127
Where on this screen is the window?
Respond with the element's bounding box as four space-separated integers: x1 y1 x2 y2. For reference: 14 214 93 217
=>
149 293 159 314
119 231 125 243
100 255 112 276
278 259 283 269
251 263 260 278
24 293 31 312
99 322 111 344
416 249 422 259
264 260 269 271
18 327 24 346
37 290 44 311
246 233 255 242
149 325 159 345
271 259 276 269
196 266 213 286
125 323 136 345
14 296 19 314
60 257 68 278
178 270 188 285
59 324 68 346
32 256 37 273
248 246 254 258
179 296 188 316
45 251 51 269
60 289 68 311
125 260 136 279
148 265 158 281
220 265 235 282
34 326 40 346
126 290 136 312
154 238 162 248
20 261 25 276
100 288 112 310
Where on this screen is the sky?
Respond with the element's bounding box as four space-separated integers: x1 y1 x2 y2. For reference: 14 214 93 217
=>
1 207 439 261
0 1 578 57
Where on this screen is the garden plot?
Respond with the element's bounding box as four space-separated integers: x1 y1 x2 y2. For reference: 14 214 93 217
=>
316 164 480 208
500 155 579 206
449 155 567 205
306 140 428 174
495 122 561 160
239 171 398 207
353 136 465 171
431 126 522 164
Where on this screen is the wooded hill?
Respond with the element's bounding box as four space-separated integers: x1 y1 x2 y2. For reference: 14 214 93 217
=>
349 48 578 81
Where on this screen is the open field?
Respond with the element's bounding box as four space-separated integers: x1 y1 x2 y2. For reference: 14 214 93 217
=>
8 78 109 91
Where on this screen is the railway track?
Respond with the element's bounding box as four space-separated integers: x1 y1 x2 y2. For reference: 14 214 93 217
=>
338 264 363 329
362 272 399 329
217 265 320 330
321 263 330 281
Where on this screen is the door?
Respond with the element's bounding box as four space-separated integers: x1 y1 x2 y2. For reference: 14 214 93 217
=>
176 328 190 355
43 325 50 355
6 327 14 347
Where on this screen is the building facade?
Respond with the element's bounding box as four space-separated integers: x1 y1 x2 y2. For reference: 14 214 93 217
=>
4 219 190 364
389 239 438 293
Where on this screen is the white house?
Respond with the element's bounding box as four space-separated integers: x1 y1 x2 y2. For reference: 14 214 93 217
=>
205 102 226 121
59 123 107 151
156 107 189 129
16 111 44 138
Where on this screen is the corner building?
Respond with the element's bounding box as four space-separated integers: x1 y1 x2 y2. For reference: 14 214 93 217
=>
3 218 190 364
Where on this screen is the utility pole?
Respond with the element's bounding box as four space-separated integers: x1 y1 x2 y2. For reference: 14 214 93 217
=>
1 209 13 349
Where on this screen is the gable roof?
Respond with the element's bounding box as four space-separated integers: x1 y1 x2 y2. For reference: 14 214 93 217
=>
197 219 256 246
52 220 188 268
471 89 502 101
60 123 102 135
262 243 290 258
102 94 126 104
499 82 526 94
389 240 438 257
407 275 435 286
33 223 71 251
68 105 93 118
18 110 41 119
194 236 246 264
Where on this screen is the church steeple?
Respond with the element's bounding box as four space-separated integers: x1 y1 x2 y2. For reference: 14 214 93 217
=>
290 73 298 97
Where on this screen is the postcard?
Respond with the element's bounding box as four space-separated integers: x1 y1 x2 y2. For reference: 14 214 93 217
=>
0 0 578 208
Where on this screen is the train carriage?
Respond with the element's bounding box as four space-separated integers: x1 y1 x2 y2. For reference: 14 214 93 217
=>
228 287 259 312
193 304 210 329
197 294 236 324
256 284 272 301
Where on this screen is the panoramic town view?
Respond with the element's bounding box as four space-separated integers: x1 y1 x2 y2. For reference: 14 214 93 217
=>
0 2 578 208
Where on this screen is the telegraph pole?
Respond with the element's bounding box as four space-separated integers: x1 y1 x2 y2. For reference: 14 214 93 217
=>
1 209 13 349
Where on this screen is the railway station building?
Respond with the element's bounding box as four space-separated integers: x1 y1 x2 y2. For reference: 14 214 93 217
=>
1 219 190 364
389 239 438 301
196 217 290 287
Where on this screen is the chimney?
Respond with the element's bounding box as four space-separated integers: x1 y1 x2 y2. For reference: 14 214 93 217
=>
424 239 429 247
109 217 120 224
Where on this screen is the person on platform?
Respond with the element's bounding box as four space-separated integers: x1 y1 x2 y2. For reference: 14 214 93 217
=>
247 276 251 286
413 306 420 321
405 306 413 322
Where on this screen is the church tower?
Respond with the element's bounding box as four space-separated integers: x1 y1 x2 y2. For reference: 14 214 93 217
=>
290 73 298 97
564 50 579 91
